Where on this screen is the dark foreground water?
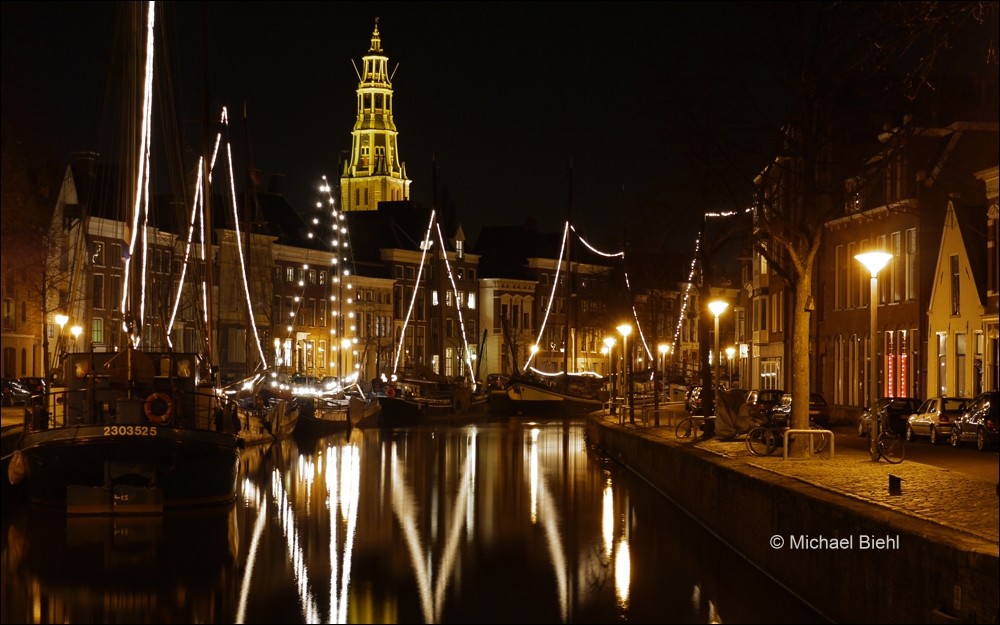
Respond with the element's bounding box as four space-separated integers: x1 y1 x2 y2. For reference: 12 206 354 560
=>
1 418 827 623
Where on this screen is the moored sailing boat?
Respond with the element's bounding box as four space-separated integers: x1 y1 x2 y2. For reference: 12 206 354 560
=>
505 220 612 415
6 1 240 513
374 209 488 425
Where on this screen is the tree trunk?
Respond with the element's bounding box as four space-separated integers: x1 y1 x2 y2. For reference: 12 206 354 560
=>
788 272 814 457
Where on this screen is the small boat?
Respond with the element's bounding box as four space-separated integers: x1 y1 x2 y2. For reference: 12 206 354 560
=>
505 371 609 415
376 367 487 426
222 372 301 446
295 393 381 437
504 219 613 416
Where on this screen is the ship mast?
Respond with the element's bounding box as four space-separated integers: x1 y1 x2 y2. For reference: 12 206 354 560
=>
563 163 574 389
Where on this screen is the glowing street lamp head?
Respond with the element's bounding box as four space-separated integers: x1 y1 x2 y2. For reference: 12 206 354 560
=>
70 325 83 339
725 346 735 359
658 343 668 356
54 314 69 329
616 324 632 338
855 251 892 277
708 300 729 318
530 344 540 355
603 336 616 349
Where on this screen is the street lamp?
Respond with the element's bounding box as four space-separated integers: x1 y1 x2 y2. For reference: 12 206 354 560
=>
603 336 616 377
616 324 633 423
53 313 69 369
70 324 83 353
856 250 892 462
708 300 729 419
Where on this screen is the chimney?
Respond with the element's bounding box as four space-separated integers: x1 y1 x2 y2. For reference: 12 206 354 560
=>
70 151 99 178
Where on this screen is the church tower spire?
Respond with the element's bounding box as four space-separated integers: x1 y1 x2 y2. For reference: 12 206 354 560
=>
340 18 411 212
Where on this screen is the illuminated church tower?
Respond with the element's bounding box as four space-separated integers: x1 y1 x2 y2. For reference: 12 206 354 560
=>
340 18 411 212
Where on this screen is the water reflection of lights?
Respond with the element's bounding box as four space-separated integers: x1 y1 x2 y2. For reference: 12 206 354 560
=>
236 494 268 624
602 478 614 560
527 427 569 623
614 537 631 608
600 472 631 612
390 427 478 624
236 442 361 624
690 583 722 624
329 444 361 625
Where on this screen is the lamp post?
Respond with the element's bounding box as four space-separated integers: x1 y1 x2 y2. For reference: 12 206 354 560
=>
70 325 83 353
708 300 728 420
856 251 892 462
602 337 616 415
53 313 69 371
658 343 669 406
603 337 616 377
617 324 633 424
725 346 735 387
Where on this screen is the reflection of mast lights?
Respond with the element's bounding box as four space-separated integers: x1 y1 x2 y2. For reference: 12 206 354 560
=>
602 479 614 561
527 426 570 622
390 427 479 623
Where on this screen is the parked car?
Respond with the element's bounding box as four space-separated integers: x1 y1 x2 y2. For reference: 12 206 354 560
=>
905 396 965 444
2 378 31 406
857 397 922 437
768 392 831 429
17 376 47 396
738 389 785 425
950 390 998 451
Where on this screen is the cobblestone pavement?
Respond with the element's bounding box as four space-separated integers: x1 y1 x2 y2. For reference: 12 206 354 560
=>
598 409 999 548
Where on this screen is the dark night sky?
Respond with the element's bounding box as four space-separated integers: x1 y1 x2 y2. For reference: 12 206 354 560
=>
3 1 776 252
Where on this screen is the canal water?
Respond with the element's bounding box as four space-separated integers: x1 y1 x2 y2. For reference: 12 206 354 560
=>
1 418 827 623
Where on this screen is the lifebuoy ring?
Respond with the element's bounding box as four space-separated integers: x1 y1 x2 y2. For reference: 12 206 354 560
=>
144 392 173 424
385 385 396 398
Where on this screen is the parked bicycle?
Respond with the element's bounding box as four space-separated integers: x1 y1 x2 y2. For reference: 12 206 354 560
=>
873 413 906 464
675 414 708 439
745 413 830 456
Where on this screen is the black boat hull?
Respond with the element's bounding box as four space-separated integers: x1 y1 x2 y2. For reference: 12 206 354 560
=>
12 424 239 513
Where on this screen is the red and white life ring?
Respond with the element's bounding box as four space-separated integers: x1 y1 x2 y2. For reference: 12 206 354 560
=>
144 392 173 424
385 385 396 398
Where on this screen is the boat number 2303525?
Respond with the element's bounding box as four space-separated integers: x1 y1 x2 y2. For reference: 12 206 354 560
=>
103 425 159 437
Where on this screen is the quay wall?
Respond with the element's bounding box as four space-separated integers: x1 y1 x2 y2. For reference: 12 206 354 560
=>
585 416 999 624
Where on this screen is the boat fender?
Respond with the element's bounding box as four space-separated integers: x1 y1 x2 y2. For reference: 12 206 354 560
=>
7 450 26 485
385 385 396 398
144 392 173 424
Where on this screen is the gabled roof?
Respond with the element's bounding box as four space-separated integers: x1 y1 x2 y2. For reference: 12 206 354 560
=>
953 202 989 306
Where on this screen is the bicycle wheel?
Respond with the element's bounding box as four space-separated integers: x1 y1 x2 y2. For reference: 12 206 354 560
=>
675 417 694 438
877 432 905 464
809 423 829 454
746 426 776 456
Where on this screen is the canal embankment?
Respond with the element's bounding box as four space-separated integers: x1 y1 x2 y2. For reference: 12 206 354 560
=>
586 410 999 624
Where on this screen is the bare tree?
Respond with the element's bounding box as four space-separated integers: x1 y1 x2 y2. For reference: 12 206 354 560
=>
647 1 997 454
